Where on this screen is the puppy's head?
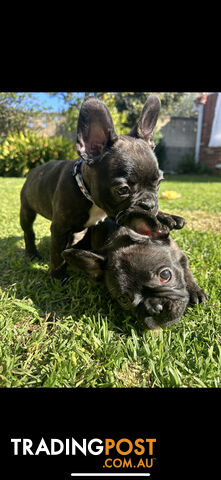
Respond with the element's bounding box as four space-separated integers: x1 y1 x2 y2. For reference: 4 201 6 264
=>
62 223 189 330
76 94 162 219
103 230 189 329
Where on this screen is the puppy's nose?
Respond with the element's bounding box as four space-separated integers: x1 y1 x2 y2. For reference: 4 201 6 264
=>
137 200 155 210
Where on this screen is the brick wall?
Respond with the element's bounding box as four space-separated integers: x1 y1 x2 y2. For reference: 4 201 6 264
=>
199 93 221 173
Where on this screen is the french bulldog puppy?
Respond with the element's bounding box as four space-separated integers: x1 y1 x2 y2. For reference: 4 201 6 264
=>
20 94 185 277
62 215 208 330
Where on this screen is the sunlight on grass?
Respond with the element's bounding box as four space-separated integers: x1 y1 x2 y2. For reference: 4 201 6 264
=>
0 175 221 388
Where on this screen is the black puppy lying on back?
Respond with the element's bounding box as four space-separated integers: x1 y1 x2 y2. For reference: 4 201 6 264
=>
62 215 208 330
20 94 185 278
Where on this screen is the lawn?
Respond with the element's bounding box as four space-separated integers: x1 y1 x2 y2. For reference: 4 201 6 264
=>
0 174 221 388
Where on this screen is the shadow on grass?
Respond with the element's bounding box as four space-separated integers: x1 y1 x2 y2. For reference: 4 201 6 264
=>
0 235 138 335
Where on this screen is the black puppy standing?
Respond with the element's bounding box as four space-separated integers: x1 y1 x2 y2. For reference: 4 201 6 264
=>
20 95 184 277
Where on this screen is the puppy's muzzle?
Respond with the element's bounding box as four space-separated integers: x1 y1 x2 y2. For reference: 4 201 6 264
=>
115 209 169 238
137 199 156 211
135 285 189 330
116 197 157 223
143 295 189 329
147 286 189 299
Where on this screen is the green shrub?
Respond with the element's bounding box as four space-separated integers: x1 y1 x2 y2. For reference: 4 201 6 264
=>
0 131 77 177
155 137 166 170
178 153 212 174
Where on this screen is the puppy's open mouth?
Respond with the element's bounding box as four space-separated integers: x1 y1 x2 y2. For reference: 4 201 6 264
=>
116 210 169 239
130 218 167 238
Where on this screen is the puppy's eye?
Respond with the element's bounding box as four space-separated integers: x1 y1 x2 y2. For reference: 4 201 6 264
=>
117 185 130 196
159 268 172 283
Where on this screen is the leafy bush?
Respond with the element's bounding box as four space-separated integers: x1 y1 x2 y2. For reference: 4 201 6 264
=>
178 153 212 174
154 136 166 170
0 131 77 177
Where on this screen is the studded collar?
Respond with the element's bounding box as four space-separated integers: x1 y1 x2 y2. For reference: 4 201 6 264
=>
73 158 94 203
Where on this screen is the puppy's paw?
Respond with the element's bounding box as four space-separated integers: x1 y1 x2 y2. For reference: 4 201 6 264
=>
170 214 186 230
25 249 42 261
188 284 208 305
50 262 68 281
157 211 176 229
157 212 186 230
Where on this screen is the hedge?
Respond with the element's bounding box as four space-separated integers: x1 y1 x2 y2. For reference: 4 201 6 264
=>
0 131 78 177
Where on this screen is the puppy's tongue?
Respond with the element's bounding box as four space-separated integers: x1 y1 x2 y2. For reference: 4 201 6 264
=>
131 219 165 238
138 225 158 237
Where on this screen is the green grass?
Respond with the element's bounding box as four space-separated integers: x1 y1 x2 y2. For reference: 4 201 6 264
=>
0 175 221 388
160 174 221 213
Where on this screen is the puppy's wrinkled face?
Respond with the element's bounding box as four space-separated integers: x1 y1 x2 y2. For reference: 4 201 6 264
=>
104 234 189 329
87 136 163 219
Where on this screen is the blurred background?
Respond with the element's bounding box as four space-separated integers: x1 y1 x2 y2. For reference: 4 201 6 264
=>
0 91 221 177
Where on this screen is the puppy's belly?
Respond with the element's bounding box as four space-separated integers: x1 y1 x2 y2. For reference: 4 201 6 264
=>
84 204 106 227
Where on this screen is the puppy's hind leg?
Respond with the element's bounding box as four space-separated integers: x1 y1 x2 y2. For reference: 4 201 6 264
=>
20 202 41 260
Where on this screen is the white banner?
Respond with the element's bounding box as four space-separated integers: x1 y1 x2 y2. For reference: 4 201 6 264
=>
209 92 221 147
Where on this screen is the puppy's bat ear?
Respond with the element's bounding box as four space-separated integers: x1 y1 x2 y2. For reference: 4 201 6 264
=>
76 97 118 165
128 94 161 145
62 248 105 279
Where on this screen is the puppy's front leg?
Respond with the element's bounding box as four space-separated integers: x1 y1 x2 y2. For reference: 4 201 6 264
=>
180 254 208 304
50 223 70 278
